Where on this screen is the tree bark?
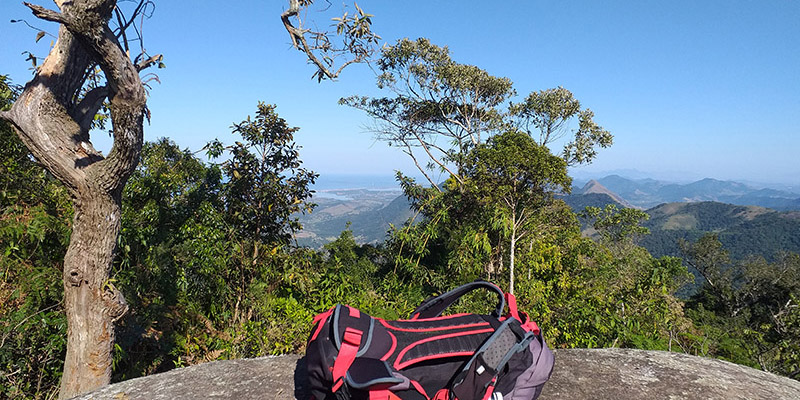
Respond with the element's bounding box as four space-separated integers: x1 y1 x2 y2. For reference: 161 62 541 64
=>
60 192 128 397
510 214 516 295
0 1 146 398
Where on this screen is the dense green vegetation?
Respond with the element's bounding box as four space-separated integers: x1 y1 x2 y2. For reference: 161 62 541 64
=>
2 34 799 399
682 234 800 378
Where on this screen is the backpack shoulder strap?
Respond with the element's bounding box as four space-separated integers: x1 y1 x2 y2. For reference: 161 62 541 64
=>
409 280 505 319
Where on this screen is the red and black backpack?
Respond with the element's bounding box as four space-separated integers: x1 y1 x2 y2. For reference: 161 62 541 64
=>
305 281 554 400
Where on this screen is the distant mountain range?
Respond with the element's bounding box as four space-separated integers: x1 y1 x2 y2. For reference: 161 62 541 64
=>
297 175 800 260
572 175 800 210
563 178 800 260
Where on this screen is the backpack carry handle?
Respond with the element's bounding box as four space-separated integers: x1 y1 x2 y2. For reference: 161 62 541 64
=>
410 280 506 319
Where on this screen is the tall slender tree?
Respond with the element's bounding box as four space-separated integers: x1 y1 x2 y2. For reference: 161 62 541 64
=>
463 131 571 293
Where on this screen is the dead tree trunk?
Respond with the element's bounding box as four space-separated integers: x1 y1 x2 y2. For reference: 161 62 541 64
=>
59 192 128 396
0 1 146 397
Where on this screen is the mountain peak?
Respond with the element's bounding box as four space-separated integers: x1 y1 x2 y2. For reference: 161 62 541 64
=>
581 180 606 194
579 180 634 208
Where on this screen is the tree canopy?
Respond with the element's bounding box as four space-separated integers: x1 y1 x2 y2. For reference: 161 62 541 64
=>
341 38 612 190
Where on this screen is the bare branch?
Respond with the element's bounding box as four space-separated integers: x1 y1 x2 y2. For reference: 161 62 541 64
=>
437 101 469 138
333 58 361 78
135 53 162 71
114 6 130 52
23 2 66 24
401 143 441 192
281 0 302 48
282 1 339 81
9 17 58 39
411 129 463 185
424 141 452 159
282 0 377 81
113 0 148 41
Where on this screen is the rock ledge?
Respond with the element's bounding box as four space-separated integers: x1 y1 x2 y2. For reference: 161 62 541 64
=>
72 348 800 400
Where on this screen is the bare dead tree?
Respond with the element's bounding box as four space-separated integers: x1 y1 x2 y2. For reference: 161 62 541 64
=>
0 1 159 397
2 1 375 397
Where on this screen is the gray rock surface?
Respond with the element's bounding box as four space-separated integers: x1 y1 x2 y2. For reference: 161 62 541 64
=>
540 348 800 400
72 356 303 400
71 349 800 400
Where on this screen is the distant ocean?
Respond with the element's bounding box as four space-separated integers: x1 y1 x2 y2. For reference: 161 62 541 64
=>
312 174 416 191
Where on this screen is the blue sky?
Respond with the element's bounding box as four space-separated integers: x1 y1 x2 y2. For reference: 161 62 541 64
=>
2 1 799 186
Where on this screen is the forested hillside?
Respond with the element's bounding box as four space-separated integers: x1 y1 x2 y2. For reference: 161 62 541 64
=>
640 202 800 260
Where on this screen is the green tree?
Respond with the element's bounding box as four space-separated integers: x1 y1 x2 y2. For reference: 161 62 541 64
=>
2 0 375 395
506 200 695 351
510 87 612 166
207 103 317 248
463 131 571 293
681 234 737 315
582 204 650 246
341 38 612 190
346 38 615 308
205 103 317 320
113 138 223 378
112 104 319 372
340 38 515 188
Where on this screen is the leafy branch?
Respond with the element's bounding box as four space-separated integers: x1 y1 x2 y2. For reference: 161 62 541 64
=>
282 0 380 81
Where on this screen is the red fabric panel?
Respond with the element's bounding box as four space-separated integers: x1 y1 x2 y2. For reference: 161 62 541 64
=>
505 293 521 321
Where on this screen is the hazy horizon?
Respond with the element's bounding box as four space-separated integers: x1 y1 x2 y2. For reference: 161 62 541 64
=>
311 170 800 194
